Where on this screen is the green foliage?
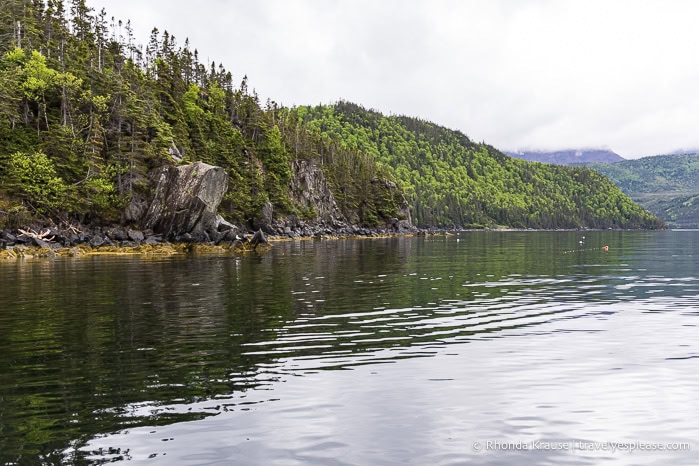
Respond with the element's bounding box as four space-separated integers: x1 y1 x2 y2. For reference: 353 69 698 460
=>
259 125 291 182
585 154 699 227
4 151 68 213
586 154 699 193
0 195 31 229
258 124 293 211
182 84 204 122
71 169 122 221
22 50 57 100
299 205 318 221
296 102 662 229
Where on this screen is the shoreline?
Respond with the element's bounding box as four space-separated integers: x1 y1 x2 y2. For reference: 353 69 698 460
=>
0 231 427 260
0 226 670 261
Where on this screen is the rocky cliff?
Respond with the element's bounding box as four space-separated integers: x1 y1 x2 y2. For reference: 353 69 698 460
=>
0 157 415 253
255 159 415 236
290 160 344 223
143 162 229 240
141 159 414 239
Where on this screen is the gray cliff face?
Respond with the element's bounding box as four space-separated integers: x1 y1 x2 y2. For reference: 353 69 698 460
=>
138 159 413 240
143 162 228 238
289 160 344 224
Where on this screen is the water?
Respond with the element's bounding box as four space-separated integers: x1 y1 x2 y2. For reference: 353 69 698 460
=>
1 231 698 465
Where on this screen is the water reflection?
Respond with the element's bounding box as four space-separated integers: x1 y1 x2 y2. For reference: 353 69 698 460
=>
0 231 698 464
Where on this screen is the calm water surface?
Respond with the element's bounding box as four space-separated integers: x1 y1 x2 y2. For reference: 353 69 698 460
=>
1 231 698 465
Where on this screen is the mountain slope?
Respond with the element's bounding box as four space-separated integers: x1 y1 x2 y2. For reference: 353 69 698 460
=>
506 149 625 164
0 0 406 232
586 154 699 192
295 102 662 229
585 154 699 228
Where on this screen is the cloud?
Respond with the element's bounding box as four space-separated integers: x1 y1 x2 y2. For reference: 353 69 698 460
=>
89 0 699 158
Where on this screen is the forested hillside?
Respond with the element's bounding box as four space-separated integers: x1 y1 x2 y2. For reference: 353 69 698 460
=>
0 1 662 233
587 154 699 193
0 0 405 232
586 154 699 228
295 102 662 229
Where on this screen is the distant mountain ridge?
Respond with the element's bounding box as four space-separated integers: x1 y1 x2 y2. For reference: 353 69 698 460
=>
584 154 699 228
505 149 625 164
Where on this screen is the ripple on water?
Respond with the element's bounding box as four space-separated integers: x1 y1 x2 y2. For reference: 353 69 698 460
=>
2 233 699 465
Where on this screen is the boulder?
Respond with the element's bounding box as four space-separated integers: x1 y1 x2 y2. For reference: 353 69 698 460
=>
90 234 105 248
177 231 208 243
168 143 183 163
208 230 222 244
144 236 161 245
252 202 274 232
217 229 239 244
48 229 69 245
31 236 53 249
124 198 149 224
14 233 31 245
215 215 237 232
250 229 268 247
105 227 128 242
176 233 194 243
127 229 145 243
143 162 228 239
1 231 17 246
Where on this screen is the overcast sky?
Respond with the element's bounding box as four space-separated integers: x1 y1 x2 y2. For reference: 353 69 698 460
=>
89 0 699 159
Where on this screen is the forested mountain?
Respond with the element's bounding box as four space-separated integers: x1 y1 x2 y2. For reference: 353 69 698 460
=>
0 0 662 233
294 102 661 229
585 154 699 228
506 149 625 165
0 0 409 232
586 154 699 192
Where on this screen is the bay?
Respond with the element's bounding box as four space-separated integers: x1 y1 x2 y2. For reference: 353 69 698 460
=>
0 231 698 465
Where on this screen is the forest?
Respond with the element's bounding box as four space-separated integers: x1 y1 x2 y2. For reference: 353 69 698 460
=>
0 0 409 232
295 102 662 228
0 0 663 232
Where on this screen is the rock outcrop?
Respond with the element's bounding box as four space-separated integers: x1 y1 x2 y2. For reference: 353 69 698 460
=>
0 158 421 255
250 229 268 247
290 160 345 224
143 162 229 240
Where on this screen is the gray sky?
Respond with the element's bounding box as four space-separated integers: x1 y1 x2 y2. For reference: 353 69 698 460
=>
89 0 699 159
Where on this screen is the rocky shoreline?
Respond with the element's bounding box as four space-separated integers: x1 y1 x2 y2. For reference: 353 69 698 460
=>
0 222 428 260
0 160 424 259
0 221 639 260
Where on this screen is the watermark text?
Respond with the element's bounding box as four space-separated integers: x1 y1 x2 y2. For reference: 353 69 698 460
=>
471 440 690 454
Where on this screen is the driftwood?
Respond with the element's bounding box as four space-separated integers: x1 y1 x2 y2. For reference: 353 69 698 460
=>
18 228 55 243
64 224 82 235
